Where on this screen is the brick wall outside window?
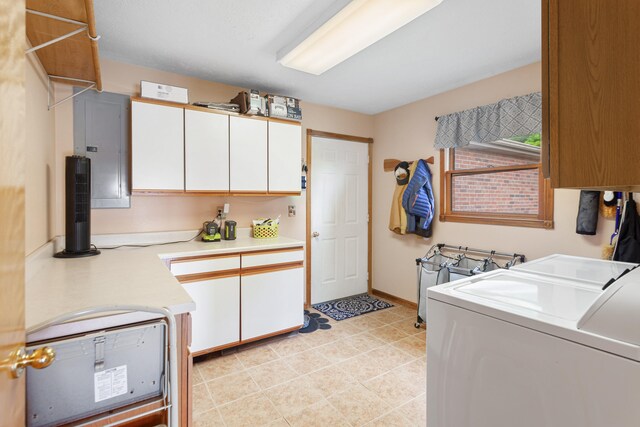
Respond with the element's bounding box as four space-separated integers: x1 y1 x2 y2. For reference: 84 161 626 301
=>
452 148 539 215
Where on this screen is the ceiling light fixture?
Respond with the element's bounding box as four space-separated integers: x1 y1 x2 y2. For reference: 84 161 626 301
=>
277 0 444 75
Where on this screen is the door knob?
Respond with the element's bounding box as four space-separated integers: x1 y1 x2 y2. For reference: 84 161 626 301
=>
1 346 56 379
312 231 320 238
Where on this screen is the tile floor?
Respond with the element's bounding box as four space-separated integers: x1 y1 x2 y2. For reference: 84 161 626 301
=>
192 303 427 427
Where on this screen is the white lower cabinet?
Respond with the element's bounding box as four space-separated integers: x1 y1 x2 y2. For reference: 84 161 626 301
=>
171 247 304 355
241 267 304 341
182 275 240 353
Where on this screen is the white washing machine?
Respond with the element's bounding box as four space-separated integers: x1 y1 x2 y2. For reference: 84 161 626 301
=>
427 255 640 427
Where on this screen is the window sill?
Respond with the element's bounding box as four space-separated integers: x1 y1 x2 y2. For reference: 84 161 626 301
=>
439 214 554 230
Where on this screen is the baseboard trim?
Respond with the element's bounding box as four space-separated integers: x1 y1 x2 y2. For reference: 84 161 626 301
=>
371 289 417 310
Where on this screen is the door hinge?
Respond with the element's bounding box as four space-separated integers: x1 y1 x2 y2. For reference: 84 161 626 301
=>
366 214 370 223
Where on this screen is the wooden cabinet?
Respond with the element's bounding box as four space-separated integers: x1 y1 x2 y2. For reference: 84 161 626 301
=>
230 116 268 193
169 247 304 356
131 101 184 191
268 120 302 193
543 0 640 189
185 109 230 192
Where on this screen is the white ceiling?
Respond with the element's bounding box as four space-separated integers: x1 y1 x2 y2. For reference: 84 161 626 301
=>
94 0 541 115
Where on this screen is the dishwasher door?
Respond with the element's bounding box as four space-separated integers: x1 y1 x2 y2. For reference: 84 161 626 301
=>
26 320 167 427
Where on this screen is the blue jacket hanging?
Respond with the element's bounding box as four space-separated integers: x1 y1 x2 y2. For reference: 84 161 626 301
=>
402 159 435 236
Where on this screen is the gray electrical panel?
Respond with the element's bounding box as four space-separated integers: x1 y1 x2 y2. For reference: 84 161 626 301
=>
26 321 166 427
74 88 131 208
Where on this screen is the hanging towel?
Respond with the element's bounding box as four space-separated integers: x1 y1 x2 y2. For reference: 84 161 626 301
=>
402 159 435 236
613 194 640 263
388 161 416 234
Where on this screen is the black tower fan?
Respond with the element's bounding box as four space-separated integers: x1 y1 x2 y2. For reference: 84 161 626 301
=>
54 156 100 258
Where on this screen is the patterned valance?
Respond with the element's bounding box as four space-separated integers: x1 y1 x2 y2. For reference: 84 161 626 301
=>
434 92 542 149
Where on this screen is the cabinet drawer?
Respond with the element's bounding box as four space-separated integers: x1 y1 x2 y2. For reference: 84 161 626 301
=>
241 248 304 269
170 255 240 276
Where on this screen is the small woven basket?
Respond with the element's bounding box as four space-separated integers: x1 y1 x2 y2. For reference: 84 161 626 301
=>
253 222 279 239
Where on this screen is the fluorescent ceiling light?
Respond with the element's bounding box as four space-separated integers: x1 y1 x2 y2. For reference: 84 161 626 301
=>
278 0 444 75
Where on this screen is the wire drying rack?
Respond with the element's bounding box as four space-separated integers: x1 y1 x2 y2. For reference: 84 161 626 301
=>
414 243 526 328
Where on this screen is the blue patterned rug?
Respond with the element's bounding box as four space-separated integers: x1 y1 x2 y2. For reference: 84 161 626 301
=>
312 293 394 321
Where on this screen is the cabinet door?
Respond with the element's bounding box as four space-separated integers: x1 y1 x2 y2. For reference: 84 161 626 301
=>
229 116 267 192
131 101 184 191
182 276 240 353
185 110 229 192
544 0 640 188
241 267 304 341
268 121 302 193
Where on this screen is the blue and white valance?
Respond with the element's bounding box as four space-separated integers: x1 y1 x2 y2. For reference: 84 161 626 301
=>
434 92 542 149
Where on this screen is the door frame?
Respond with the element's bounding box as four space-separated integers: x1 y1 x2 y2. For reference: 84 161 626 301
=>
305 129 373 308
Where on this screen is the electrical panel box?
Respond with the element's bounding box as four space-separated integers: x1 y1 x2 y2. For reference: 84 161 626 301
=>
74 88 131 208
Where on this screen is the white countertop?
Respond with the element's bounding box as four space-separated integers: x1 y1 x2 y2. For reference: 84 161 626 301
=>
26 232 304 333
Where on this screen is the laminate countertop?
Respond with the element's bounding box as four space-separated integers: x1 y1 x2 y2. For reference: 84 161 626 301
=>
26 234 304 338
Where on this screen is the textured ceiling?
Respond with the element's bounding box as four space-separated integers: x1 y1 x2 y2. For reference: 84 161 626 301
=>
94 0 541 115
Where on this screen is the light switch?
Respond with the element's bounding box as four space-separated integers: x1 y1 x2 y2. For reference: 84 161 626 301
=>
288 205 296 217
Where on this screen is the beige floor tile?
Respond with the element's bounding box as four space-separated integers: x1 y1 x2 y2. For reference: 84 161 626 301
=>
369 309 404 324
283 348 332 375
342 332 386 353
192 408 225 427
394 357 427 387
247 358 300 389
416 330 427 342
365 409 415 427
325 321 361 339
363 366 426 407
391 335 426 359
192 365 205 385
263 376 325 418
299 328 339 349
316 339 361 363
398 393 427 426
269 334 311 357
328 384 391 426
193 383 215 415
390 319 425 335
197 354 245 381
206 371 259 406
265 418 290 426
345 314 386 330
370 324 410 344
236 344 280 369
388 305 419 319
368 344 416 372
306 363 358 397
338 351 388 382
218 393 281 427
286 399 352 427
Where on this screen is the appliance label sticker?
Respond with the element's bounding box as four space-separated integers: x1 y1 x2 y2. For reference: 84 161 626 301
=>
94 365 128 402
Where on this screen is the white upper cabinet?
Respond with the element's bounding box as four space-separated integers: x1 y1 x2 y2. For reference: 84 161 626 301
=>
131 101 184 191
268 121 302 193
185 110 229 192
229 116 268 193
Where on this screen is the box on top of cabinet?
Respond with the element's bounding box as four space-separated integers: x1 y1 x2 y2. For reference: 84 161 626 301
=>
267 94 302 121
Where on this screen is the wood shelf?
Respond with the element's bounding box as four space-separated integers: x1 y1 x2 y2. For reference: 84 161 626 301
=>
383 157 434 172
26 0 102 91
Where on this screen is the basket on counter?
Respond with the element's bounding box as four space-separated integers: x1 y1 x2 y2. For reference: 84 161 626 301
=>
253 221 279 239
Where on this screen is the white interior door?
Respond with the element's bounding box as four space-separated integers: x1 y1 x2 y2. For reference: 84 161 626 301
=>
311 137 369 304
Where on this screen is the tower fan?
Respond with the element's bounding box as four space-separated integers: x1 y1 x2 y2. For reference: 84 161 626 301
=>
54 156 100 258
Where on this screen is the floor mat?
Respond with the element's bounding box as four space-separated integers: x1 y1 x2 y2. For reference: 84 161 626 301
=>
312 293 394 321
299 310 332 334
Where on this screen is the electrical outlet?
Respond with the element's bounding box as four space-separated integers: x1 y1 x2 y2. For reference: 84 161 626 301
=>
216 206 227 220
288 205 296 217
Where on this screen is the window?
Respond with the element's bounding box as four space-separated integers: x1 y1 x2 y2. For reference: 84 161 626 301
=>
440 134 554 229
